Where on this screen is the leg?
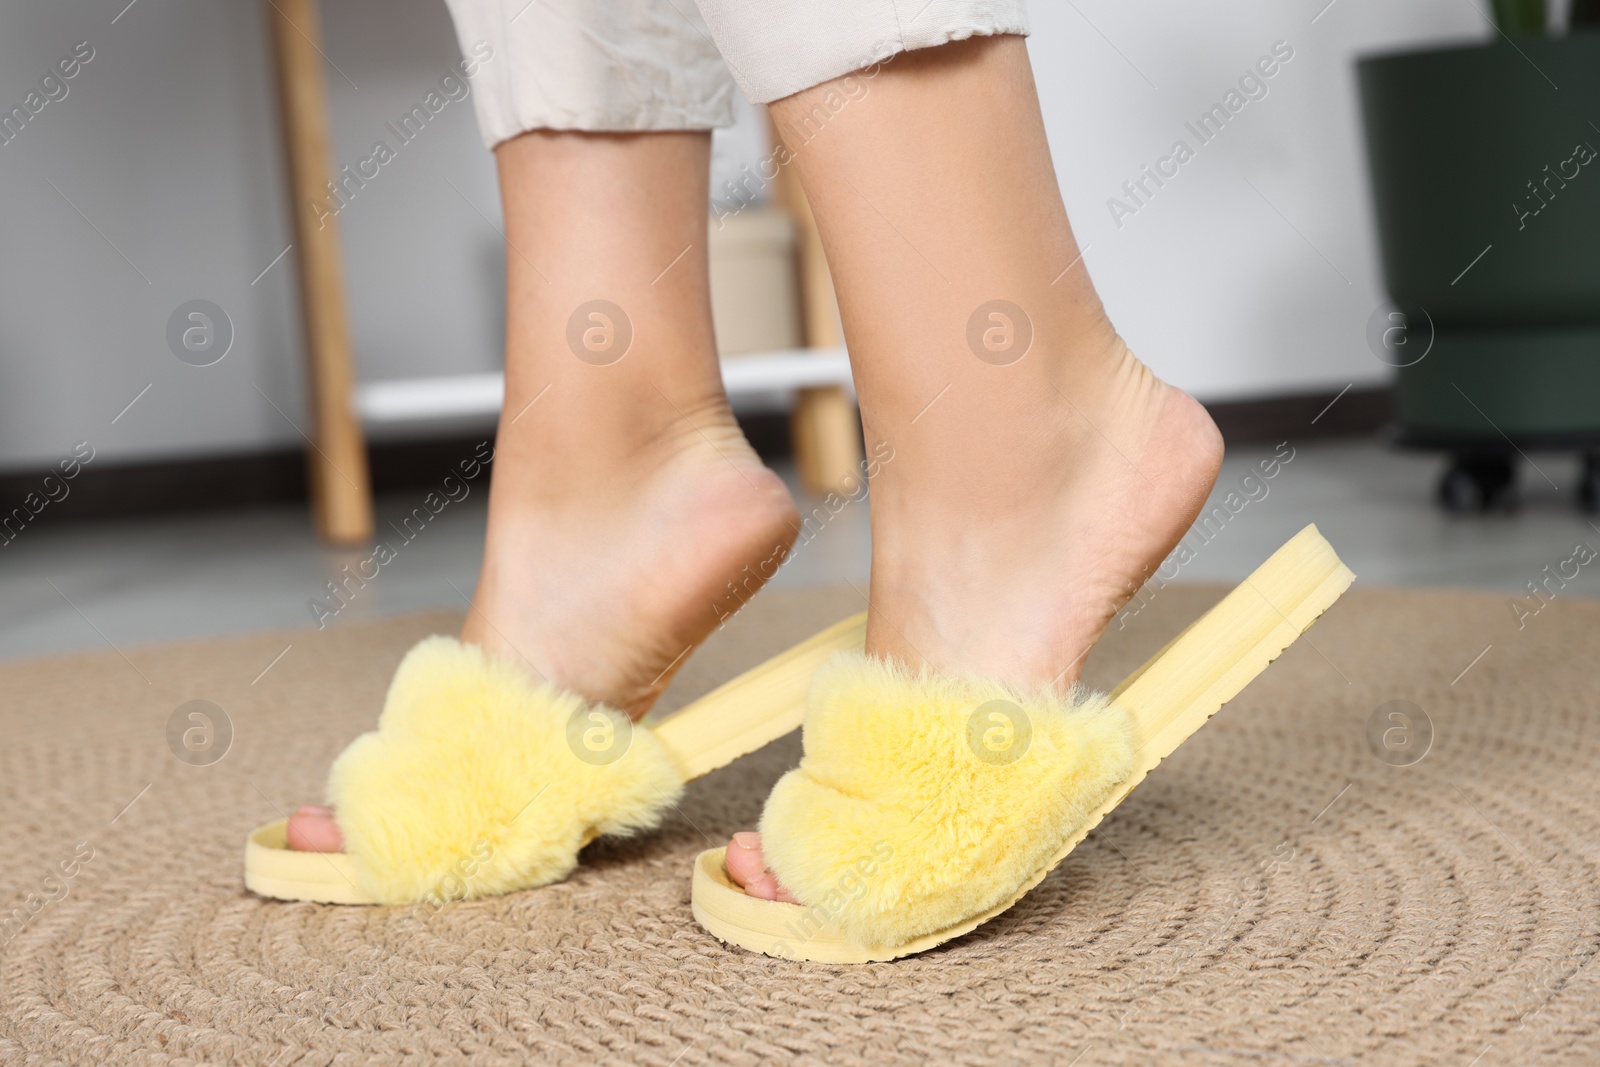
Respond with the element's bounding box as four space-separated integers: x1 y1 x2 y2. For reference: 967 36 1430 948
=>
289 130 800 851
461 130 798 713
769 111 867 494
725 36 1223 898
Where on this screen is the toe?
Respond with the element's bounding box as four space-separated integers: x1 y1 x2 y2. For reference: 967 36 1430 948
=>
724 831 800 904
285 805 345 852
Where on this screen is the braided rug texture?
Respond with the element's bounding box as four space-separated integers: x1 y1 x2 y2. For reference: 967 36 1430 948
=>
1 585 1597 1065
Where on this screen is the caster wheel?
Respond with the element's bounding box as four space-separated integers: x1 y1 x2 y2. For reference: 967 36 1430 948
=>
1580 456 1600 513
1438 454 1516 513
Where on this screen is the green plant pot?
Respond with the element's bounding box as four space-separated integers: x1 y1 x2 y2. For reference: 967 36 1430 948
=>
1393 325 1600 444
1357 36 1600 447
1492 0 1546 35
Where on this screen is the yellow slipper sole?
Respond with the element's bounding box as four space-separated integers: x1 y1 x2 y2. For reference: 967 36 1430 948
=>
691 524 1354 962
245 612 866 905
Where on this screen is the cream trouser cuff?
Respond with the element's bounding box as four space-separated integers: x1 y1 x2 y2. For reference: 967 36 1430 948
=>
441 0 1029 147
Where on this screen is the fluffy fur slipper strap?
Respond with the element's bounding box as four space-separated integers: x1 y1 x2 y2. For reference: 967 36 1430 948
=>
327 636 683 905
757 653 1135 949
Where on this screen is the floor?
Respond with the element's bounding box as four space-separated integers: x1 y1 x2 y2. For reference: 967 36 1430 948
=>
14 581 1597 1064
2 439 1596 664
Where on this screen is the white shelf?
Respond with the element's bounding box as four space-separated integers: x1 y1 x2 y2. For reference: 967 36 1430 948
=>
355 348 854 425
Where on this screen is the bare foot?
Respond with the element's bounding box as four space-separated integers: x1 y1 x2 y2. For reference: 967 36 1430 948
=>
288 127 809 856
862 340 1223 688
290 416 800 853
723 832 800 902
724 339 1224 902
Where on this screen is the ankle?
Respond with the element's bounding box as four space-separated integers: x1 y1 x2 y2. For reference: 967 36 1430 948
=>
872 334 1171 515
861 340 1221 688
463 402 799 711
494 377 756 509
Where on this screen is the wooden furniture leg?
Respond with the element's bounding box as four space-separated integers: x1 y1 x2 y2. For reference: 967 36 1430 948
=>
265 0 374 545
766 115 865 495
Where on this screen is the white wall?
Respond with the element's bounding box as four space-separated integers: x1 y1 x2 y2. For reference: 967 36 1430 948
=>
1 0 306 471
0 0 500 473
1035 0 1484 399
0 0 1490 472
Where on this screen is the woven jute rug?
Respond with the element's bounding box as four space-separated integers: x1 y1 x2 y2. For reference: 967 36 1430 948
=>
2 583 1597 1065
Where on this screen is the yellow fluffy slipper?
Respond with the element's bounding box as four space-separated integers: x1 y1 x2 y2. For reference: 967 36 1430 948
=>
245 614 866 906
691 524 1355 962
758 657 1134 949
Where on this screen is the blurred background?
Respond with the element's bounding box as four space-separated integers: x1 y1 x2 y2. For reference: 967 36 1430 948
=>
2 0 1596 660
